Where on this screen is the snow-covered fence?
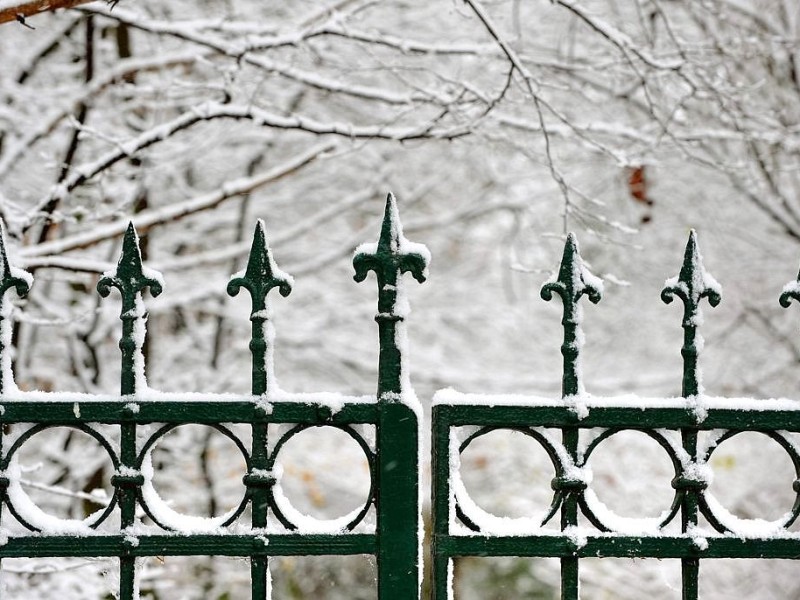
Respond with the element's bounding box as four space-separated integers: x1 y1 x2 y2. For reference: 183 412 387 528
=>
432 232 800 600
4 192 800 600
0 194 426 600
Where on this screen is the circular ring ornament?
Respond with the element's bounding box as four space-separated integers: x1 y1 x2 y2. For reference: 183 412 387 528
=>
268 424 376 533
2 424 119 532
700 429 800 535
580 428 682 534
136 423 251 532
454 426 564 534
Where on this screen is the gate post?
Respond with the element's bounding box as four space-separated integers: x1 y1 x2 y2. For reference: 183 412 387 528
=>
354 193 429 599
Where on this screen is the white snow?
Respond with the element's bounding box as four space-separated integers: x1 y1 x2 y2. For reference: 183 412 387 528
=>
138 453 239 533
433 389 800 414
782 280 800 297
439 391 800 541
4 460 96 535
270 463 369 534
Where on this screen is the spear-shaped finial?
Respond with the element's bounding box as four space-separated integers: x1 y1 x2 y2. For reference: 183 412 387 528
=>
661 230 721 397
0 222 31 394
354 194 428 288
97 223 163 301
228 220 293 396
540 233 602 397
97 223 163 395
353 193 429 397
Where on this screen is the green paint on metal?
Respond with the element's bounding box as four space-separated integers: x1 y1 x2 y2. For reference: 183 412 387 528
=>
661 231 720 600
3 216 800 600
540 233 602 397
541 234 601 600
228 219 292 397
228 220 292 600
97 222 163 396
661 230 721 398
354 193 427 397
0 222 30 395
430 231 800 600
431 410 452 600
0 222 30 600
0 213 425 600
96 222 163 600
354 193 427 600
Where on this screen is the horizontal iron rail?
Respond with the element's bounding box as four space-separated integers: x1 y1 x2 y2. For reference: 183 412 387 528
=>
0 534 376 557
0 399 378 424
436 535 800 559
434 403 800 431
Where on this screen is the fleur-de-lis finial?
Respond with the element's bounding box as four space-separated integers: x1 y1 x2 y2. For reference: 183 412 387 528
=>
228 220 293 396
97 223 163 395
661 230 721 397
228 220 293 309
0 221 31 394
353 193 429 397
661 230 721 326
97 223 163 305
541 233 602 397
541 233 602 307
354 193 428 308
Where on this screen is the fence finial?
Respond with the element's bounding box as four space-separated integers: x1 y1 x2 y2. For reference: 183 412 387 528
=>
354 193 428 288
228 219 293 396
0 221 31 394
355 193 426 600
353 193 429 396
97 222 163 395
541 233 602 397
661 230 720 397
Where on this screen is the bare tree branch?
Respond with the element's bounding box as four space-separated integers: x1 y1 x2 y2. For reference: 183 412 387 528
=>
0 0 96 26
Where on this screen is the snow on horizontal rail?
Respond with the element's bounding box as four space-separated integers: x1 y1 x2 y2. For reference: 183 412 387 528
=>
0 390 377 424
434 390 800 412
433 390 800 428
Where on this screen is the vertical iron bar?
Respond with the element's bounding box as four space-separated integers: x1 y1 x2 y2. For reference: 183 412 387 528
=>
228 221 292 600
98 223 162 600
542 234 601 600
662 231 720 600
431 408 451 600
0 223 30 396
0 222 33 596
0 223 31 594
250 305 270 600
560 308 580 600
681 327 700 600
354 194 427 600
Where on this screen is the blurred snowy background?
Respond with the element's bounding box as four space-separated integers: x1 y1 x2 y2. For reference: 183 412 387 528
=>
2 0 800 597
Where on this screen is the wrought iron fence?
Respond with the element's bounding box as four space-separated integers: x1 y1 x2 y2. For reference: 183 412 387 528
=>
3 195 800 599
0 195 425 600
431 231 800 600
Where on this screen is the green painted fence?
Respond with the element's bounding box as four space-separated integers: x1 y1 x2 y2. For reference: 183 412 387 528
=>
0 194 424 600
2 196 800 599
431 231 800 600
